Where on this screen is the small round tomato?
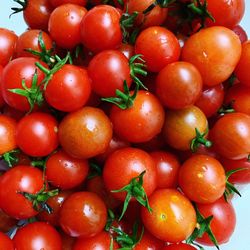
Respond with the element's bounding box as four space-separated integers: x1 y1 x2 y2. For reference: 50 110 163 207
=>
178 154 226 204
0 232 14 250
13 222 62 250
59 106 113 159
59 191 107 237
16 112 58 157
141 189 196 243
162 243 197 250
135 26 180 72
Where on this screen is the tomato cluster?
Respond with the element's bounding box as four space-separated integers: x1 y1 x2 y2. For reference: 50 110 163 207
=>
0 0 249 249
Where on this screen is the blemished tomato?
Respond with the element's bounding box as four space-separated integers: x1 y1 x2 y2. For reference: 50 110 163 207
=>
45 65 91 112
48 4 87 49
135 26 180 72
45 150 89 190
59 191 107 237
0 115 17 155
196 198 236 246
0 28 17 66
156 61 202 109
141 189 196 243
58 106 113 159
178 154 226 204
110 90 165 143
0 232 14 250
80 5 122 53
16 112 58 157
210 112 250 159
0 165 44 219
13 222 62 250
162 243 197 250
49 0 87 7
182 26 242 86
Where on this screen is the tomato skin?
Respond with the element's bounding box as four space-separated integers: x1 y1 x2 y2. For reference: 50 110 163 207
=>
88 50 132 97
156 61 202 109
80 5 122 53
48 4 87 49
162 243 197 250
210 113 250 159
13 222 62 250
135 26 180 72
0 232 14 250
45 65 91 112
0 28 17 66
0 209 17 233
49 0 87 7
196 198 236 246
16 112 58 157
0 115 17 155
110 91 165 143
59 191 107 238
178 154 226 204
59 106 113 159
0 165 44 219
182 26 242 86
118 43 135 59
232 25 248 43
141 189 196 243
103 147 157 201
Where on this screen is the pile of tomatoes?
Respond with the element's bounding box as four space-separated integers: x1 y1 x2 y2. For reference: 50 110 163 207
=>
0 0 250 249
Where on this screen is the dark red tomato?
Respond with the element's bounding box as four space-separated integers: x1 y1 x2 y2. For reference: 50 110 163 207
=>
49 0 87 7
73 231 119 250
15 29 53 58
103 147 157 201
38 191 72 226
1 57 46 111
46 150 89 190
60 231 75 250
59 107 113 159
0 209 17 233
13 222 62 250
0 28 17 66
182 26 242 86
163 106 208 151
156 61 202 109
220 157 250 184
118 43 134 60
141 189 196 243
195 84 224 118
0 165 44 219
80 5 122 53
0 115 17 155
16 112 58 157
110 91 165 143
196 198 236 246
59 191 107 237
205 0 245 28
232 25 248 43
210 112 250 159
135 26 180 72
150 151 180 189
0 232 14 250
45 65 91 111
88 50 131 97
235 41 250 87
178 154 226 204
23 0 53 30
48 4 87 49
162 243 197 250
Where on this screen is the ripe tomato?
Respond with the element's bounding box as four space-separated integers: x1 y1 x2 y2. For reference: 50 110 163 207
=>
49 0 87 7
59 191 107 237
135 26 180 72
0 232 14 250
156 61 202 109
141 189 196 243
58 106 113 159
48 4 87 49
118 43 135 59
162 243 197 250
110 90 165 143
182 26 242 86
0 165 44 219
178 154 226 204
16 112 58 157
13 222 62 250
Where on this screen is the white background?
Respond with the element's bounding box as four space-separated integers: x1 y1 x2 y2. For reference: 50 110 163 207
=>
0 1 250 249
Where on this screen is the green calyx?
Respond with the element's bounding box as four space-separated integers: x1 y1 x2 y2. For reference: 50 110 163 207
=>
143 0 176 15
2 149 21 167
87 162 103 180
10 0 27 17
217 101 235 115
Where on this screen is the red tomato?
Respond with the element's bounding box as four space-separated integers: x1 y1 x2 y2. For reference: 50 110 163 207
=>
13 222 62 250
118 43 135 59
16 112 58 157
232 25 248 43
162 243 197 250
141 189 196 243
49 0 87 7
135 26 180 72
0 232 14 250
0 209 17 233
59 191 107 237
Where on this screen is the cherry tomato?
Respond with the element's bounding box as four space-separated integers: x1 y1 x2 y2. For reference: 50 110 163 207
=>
162 243 197 250
0 232 14 250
